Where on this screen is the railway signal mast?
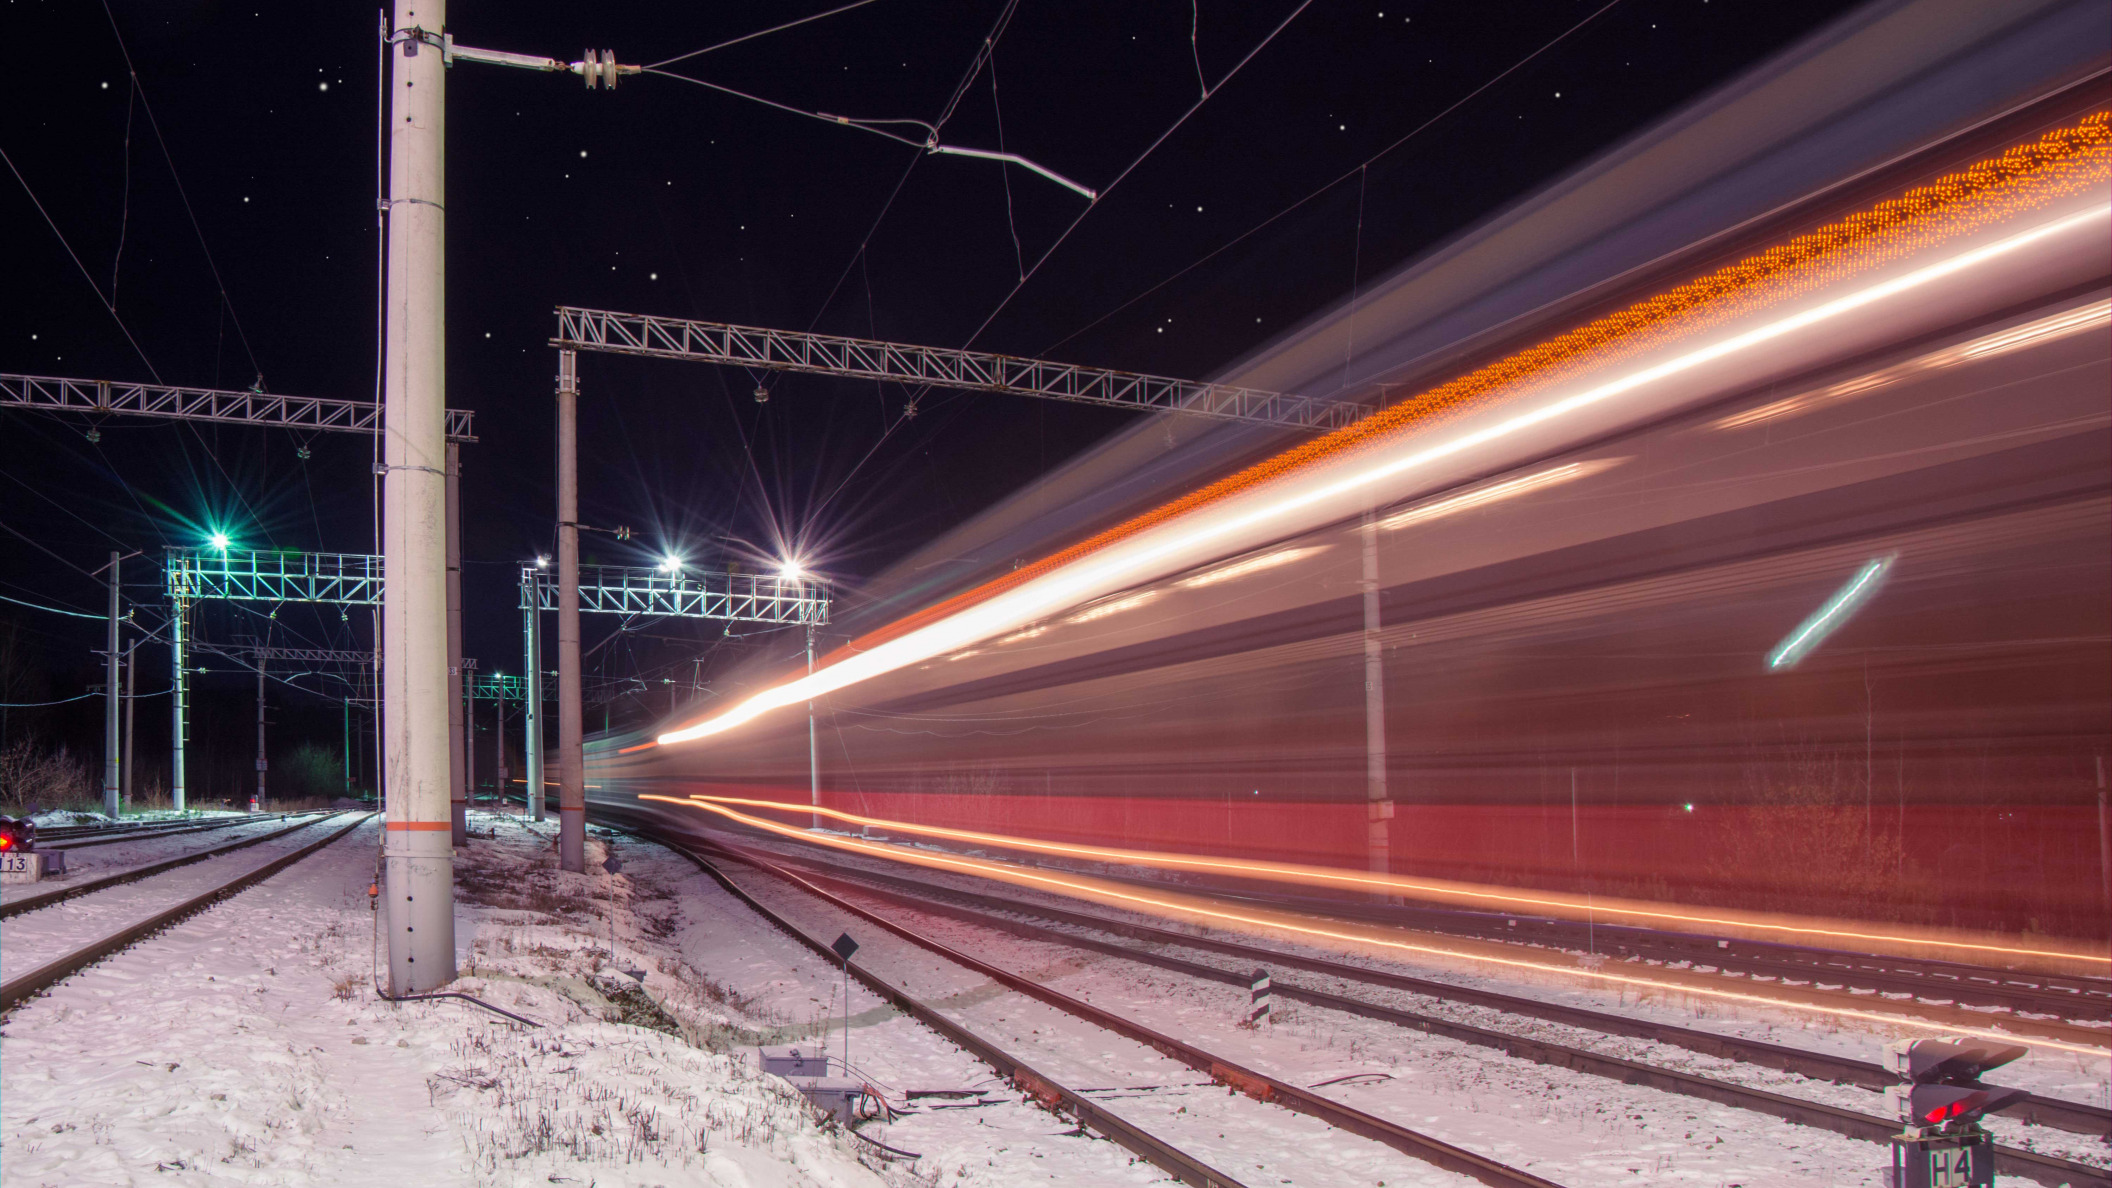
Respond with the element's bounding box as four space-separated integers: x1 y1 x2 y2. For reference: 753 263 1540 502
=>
1883 1039 2029 1188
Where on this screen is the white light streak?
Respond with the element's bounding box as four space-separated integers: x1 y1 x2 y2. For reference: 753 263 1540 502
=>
1768 554 1894 670
1175 545 1330 589
1064 590 1159 624
1376 458 1624 532
1712 297 2112 431
657 204 2108 748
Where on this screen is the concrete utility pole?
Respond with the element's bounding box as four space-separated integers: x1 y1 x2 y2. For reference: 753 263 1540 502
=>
103 552 121 818
447 440 467 844
170 596 186 812
556 349 585 871
253 652 267 812
1360 513 1390 893
381 0 456 993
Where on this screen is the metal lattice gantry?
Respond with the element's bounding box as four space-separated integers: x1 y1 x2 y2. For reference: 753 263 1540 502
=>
470 672 531 701
162 548 384 812
188 641 378 668
167 547 383 605
513 562 830 823
1 373 478 441
553 307 1373 431
520 563 830 625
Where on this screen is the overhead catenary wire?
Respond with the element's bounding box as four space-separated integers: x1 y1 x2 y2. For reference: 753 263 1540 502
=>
99 0 263 384
956 0 1317 351
1039 0 1625 359
646 0 889 70
0 592 105 622
0 143 162 382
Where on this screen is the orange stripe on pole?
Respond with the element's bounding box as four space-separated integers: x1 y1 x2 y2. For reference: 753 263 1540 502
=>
384 820 454 831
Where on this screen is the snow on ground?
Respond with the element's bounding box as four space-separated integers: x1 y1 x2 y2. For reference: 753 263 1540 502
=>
1 813 329 908
816 882 1903 1187
755 833 2112 1103
731 831 2112 1182
0 811 947 1187
711 855 1493 1188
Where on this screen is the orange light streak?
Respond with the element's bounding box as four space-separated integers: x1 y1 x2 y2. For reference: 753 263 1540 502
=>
819 113 2112 666
683 793 2106 966
643 795 2106 1056
655 113 2112 750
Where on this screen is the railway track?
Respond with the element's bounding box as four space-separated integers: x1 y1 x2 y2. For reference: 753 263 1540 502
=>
38 810 330 852
633 820 1588 1183
637 821 1574 1188
766 849 2108 1188
655 832 1258 1188
1 811 355 920
0 813 372 1014
1076 869 2111 1023
774 844 2111 1139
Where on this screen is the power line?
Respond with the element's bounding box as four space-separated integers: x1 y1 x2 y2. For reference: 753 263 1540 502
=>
99 0 264 383
1039 0 1625 359
0 692 101 708
0 591 103 621
0 518 106 585
958 0 1315 351
647 0 890 70
0 142 162 382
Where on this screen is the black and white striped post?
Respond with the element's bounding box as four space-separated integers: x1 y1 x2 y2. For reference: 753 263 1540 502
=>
1247 967 1271 1025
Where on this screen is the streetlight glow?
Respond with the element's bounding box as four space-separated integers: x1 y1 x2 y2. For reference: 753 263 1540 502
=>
535 555 549 568
658 554 683 574
208 532 231 551
777 558 805 580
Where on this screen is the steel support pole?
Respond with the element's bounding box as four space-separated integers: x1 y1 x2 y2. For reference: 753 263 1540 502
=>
807 622 820 830
121 640 136 809
446 439 466 845
1360 513 1390 893
524 573 544 822
170 597 186 812
253 653 267 812
381 0 456 994
464 680 475 813
556 349 585 871
494 685 506 802
103 552 121 817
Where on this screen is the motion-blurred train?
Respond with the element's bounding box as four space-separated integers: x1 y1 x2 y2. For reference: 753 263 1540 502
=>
598 0 2112 941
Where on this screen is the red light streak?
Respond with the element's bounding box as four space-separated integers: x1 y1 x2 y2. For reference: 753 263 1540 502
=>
643 794 2107 1056
682 792 2104 967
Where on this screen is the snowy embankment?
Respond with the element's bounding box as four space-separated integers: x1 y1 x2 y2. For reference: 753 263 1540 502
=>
0 813 936 1187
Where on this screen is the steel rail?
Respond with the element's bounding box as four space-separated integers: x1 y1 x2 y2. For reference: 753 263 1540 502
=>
776 848 2111 1138
641 831 1255 1188
0 812 348 920
1175 882 2111 1021
979 856 2110 1028
666 830 1571 1188
0 814 373 1013
787 862 2110 1187
43 811 326 851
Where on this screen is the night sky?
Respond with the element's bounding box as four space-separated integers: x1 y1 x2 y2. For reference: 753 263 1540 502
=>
1 0 1857 779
